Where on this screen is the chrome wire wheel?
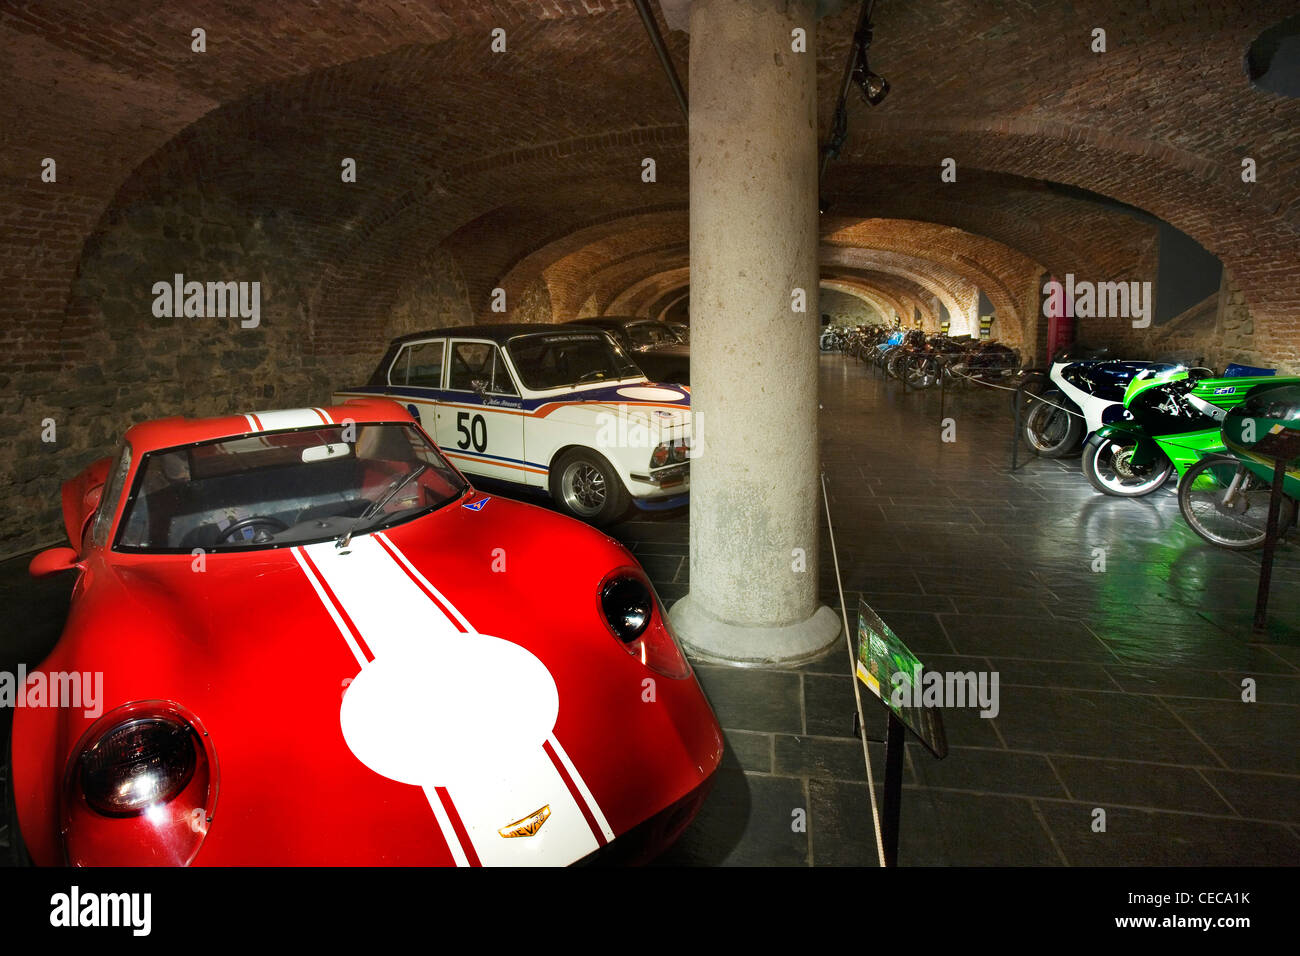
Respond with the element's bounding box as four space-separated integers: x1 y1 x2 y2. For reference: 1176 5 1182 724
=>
560 460 607 517
1178 457 1295 550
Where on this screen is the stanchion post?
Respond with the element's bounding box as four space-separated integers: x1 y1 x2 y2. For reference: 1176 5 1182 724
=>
880 711 905 867
939 360 946 424
1011 389 1022 472
1253 459 1287 634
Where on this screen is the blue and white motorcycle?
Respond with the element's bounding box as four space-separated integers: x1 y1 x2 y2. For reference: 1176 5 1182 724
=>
1022 348 1178 458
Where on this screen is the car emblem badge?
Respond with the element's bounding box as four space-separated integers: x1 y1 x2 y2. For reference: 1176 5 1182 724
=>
499 805 550 838
462 497 490 511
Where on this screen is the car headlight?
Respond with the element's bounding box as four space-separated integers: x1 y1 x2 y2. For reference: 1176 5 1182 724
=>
62 701 217 866
80 716 197 816
650 439 690 468
598 569 690 679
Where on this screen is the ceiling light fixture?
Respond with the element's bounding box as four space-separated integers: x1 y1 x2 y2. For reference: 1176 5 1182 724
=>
850 26 890 106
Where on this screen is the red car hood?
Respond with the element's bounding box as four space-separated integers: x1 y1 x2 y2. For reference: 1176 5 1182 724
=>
17 493 722 866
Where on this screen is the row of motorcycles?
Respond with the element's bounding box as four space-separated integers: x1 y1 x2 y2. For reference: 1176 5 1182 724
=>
1021 348 1300 551
821 323 1021 388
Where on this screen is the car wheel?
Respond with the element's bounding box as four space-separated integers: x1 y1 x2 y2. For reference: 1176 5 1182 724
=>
549 449 630 526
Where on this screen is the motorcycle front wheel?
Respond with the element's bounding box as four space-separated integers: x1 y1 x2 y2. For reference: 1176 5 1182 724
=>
1082 435 1174 497
1177 457 1296 550
1023 389 1083 458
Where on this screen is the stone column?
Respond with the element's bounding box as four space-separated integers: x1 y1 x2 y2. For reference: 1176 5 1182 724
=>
669 0 840 664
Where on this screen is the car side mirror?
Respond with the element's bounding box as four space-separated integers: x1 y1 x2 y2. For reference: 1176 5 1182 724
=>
30 546 83 578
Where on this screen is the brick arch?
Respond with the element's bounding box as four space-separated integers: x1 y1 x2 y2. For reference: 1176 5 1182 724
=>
607 267 693 316
819 281 901 325
822 269 939 328
648 287 691 322
490 209 688 322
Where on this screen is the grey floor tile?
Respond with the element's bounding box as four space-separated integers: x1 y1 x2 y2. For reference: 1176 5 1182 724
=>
1038 803 1300 866
691 665 803 735
1048 756 1234 815
653 771 808 867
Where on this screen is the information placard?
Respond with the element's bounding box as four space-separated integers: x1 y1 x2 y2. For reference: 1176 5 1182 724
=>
855 599 947 759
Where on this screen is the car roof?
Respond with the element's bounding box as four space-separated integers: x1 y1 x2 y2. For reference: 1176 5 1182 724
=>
122 397 413 454
563 316 658 327
389 323 610 346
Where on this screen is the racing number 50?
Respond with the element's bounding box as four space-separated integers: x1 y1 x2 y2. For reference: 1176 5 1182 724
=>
456 411 488 452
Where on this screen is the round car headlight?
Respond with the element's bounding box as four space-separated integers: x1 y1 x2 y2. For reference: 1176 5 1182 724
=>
79 716 198 817
597 568 691 679
61 701 218 866
600 575 652 643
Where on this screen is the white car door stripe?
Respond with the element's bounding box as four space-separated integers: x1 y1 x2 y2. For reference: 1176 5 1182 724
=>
296 535 604 865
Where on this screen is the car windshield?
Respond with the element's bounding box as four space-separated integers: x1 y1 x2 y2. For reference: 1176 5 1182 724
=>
506 331 642 390
626 321 676 349
115 422 467 553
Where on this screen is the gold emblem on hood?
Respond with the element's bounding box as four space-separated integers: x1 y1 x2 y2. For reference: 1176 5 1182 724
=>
498 805 551 838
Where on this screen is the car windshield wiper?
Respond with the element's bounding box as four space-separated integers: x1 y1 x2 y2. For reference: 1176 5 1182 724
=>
336 463 428 549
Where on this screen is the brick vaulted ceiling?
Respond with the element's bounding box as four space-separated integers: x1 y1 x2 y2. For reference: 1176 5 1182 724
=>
2 0 1300 550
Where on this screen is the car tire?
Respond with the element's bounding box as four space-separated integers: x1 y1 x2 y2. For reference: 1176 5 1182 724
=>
4 730 33 867
549 448 630 527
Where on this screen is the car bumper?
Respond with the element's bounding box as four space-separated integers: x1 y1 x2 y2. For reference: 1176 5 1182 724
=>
574 771 717 866
628 462 689 502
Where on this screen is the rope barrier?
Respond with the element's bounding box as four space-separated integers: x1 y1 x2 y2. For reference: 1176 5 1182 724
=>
820 469 887 868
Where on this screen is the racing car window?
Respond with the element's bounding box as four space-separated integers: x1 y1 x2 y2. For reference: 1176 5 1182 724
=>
489 349 518 396
115 423 467 553
90 444 132 549
390 340 445 388
506 333 642 390
447 341 492 391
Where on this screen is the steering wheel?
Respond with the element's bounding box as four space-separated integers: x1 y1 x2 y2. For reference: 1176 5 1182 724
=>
216 515 289 543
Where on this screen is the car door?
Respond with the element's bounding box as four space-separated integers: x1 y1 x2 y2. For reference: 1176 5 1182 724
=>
436 339 528 484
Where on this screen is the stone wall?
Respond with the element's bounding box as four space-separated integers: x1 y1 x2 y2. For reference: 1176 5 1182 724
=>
1 191 474 560
382 247 473 341
819 288 882 326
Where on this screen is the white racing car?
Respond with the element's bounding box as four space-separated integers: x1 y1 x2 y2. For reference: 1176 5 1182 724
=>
334 325 691 524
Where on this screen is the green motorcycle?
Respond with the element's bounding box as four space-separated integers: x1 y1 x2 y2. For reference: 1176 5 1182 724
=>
1082 366 1300 498
1178 384 1300 550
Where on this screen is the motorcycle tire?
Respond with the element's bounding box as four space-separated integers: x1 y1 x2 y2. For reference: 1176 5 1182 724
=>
1082 434 1174 497
1023 389 1084 458
1177 456 1296 551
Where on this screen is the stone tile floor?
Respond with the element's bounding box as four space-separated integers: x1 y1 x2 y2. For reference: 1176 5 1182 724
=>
3 352 1297 865
634 354 1300 866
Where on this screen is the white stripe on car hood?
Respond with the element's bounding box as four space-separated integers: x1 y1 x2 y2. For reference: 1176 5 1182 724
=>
293 534 606 865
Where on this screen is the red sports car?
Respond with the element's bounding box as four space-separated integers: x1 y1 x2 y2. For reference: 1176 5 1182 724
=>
9 398 722 866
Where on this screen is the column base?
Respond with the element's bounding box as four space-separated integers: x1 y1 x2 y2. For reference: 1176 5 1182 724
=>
668 595 842 666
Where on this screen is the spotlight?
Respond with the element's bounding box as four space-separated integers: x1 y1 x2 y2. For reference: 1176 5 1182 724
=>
855 69 890 106
850 28 889 106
